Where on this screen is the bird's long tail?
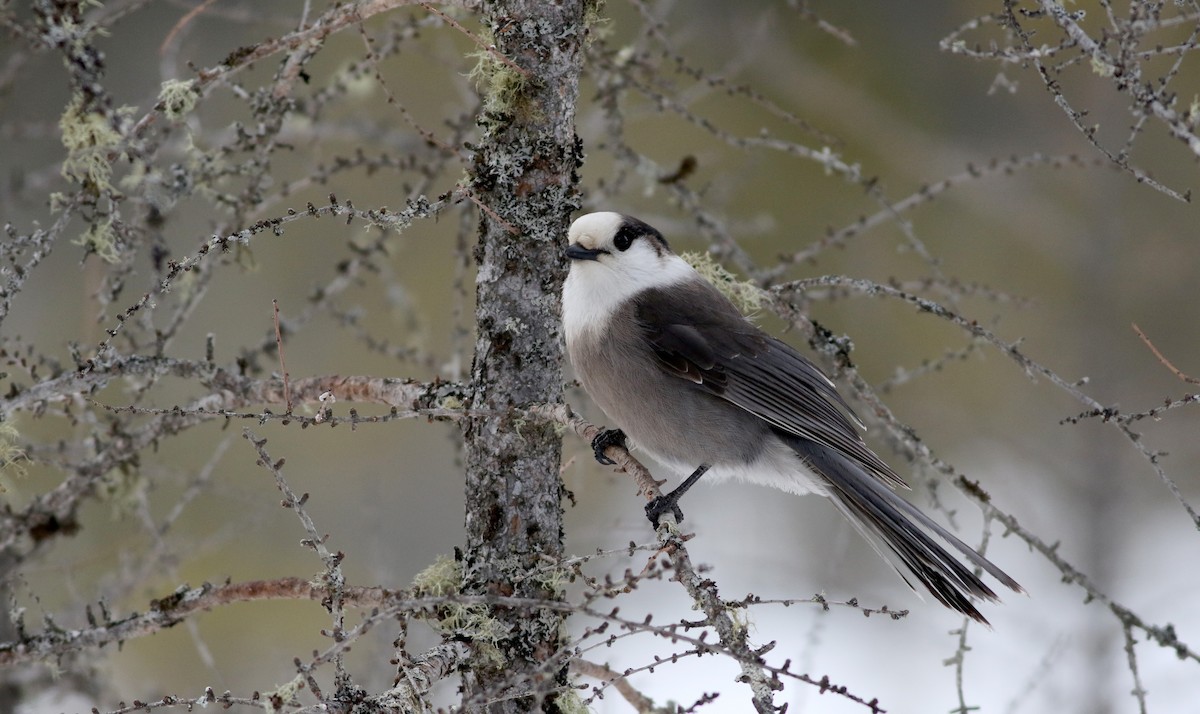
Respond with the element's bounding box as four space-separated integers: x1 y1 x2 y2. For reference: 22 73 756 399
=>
785 436 1024 624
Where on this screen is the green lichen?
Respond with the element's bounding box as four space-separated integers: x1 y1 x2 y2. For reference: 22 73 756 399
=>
582 0 609 44
533 563 569 598
467 22 537 126
98 466 145 520
60 97 134 262
413 554 462 597
511 417 529 442
48 192 71 213
0 423 29 488
158 78 198 121
438 394 464 411
502 316 526 335
76 216 121 263
554 689 591 714
413 555 508 666
683 251 762 315
117 158 147 193
725 602 749 635
342 66 377 100
59 96 126 191
470 51 532 119
180 131 228 205
262 674 305 711
1090 54 1115 77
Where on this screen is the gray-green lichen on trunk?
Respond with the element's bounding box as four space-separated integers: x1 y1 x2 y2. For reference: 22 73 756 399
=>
460 0 588 710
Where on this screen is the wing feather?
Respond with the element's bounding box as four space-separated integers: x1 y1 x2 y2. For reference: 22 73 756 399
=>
634 281 907 490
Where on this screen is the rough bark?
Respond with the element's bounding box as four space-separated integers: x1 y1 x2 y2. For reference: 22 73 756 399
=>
460 0 587 711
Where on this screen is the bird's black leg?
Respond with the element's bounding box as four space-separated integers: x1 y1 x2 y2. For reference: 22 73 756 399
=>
645 463 710 525
590 428 627 466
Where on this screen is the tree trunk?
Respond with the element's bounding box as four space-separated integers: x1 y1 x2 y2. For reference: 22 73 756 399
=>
460 1 586 711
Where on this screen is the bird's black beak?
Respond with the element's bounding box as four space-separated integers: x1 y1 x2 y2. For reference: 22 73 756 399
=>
565 244 605 261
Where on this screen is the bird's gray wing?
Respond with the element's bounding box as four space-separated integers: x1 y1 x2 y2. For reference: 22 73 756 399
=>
633 281 907 490
633 280 1024 620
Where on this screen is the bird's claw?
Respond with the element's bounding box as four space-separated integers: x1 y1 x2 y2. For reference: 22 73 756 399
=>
590 428 627 466
645 494 685 526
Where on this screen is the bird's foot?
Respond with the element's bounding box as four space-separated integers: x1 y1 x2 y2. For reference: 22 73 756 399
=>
645 492 685 526
644 463 709 526
590 428 627 466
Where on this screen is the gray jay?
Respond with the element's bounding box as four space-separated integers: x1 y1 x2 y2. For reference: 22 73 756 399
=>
562 211 1022 623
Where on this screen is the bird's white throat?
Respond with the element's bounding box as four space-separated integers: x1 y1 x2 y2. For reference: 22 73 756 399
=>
563 216 695 344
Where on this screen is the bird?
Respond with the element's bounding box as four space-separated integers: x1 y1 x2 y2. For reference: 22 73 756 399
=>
561 211 1023 623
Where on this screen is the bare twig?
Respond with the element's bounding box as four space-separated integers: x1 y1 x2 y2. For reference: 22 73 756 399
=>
571 659 661 713
158 0 220 56
418 2 530 79
1133 322 1199 384
272 300 293 414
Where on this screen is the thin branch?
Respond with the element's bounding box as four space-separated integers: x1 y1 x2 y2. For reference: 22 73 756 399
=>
1133 322 1199 384
1122 622 1150 714
571 659 661 713
272 300 293 414
419 2 530 78
158 0 219 56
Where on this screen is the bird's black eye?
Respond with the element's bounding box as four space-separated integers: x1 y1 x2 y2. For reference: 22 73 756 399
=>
613 225 637 251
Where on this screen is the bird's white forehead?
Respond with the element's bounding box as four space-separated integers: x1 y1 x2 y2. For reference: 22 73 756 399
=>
568 211 626 248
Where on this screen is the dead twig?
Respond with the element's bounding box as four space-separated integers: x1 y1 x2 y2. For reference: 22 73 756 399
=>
1133 322 1198 384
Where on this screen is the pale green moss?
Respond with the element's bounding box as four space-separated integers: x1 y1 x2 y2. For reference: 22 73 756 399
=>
59 97 134 262
0 423 29 489
171 267 200 303
554 689 591 714
412 555 508 665
1090 54 1115 77
438 394 464 411
682 251 762 315
75 216 121 263
158 78 198 121
180 132 227 205
98 466 145 520
413 554 462 597
117 158 147 193
442 602 508 667
471 54 531 119
262 674 305 711
342 68 377 100
726 603 749 635
533 564 569 598
466 24 535 123
48 192 70 213
59 97 126 191
582 0 609 45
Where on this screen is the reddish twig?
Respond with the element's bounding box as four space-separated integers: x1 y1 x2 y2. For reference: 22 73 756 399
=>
1133 323 1198 384
461 189 521 235
418 2 531 79
159 0 220 56
273 299 293 413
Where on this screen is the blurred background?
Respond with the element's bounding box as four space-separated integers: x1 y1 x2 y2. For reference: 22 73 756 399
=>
1 1 1198 712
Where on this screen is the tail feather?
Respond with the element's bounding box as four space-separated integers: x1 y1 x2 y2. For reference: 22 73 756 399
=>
784 435 1022 624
